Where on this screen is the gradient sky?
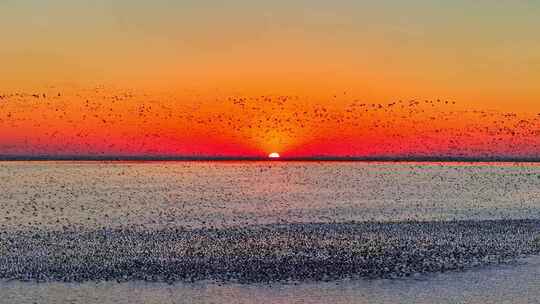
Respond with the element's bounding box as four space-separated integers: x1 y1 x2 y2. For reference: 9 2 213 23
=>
1 1 539 158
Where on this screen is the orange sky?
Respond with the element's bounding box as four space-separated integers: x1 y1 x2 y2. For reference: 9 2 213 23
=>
0 87 538 158
0 1 539 158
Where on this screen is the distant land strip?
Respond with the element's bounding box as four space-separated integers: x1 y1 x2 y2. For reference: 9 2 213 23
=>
0 155 540 163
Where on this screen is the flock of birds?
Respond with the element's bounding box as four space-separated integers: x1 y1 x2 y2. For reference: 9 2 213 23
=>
0 220 539 283
0 86 539 159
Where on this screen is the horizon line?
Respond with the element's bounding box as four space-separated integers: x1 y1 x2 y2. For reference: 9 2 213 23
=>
0 155 539 163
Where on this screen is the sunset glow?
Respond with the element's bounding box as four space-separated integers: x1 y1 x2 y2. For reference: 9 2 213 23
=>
0 1 539 160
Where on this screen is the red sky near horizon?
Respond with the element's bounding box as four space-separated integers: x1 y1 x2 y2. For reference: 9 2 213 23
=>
1 86 539 159
0 1 539 159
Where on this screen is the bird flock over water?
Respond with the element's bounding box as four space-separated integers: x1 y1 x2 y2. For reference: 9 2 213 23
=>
0 220 539 283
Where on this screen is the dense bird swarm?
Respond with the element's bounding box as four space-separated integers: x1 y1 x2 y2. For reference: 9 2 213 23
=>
1 220 539 283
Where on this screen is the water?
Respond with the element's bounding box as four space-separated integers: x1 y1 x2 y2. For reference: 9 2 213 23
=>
1 161 539 230
2 256 540 304
0 161 539 303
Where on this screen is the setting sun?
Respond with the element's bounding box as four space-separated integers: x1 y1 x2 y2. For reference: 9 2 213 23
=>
268 152 280 158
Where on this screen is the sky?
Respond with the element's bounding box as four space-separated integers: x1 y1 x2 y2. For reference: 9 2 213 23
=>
0 1 539 159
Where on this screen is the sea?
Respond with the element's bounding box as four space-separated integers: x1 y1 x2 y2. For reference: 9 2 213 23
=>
0 161 539 303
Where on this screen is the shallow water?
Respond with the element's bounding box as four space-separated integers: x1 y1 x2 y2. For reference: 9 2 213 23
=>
1 255 539 304
1 161 540 303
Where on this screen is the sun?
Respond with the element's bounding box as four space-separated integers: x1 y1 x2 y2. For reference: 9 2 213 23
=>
268 152 280 158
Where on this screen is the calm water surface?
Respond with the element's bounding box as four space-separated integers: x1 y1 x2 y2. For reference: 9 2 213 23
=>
2 255 540 304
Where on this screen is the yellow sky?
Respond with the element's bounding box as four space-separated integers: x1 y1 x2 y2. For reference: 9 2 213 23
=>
1 1 539 112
